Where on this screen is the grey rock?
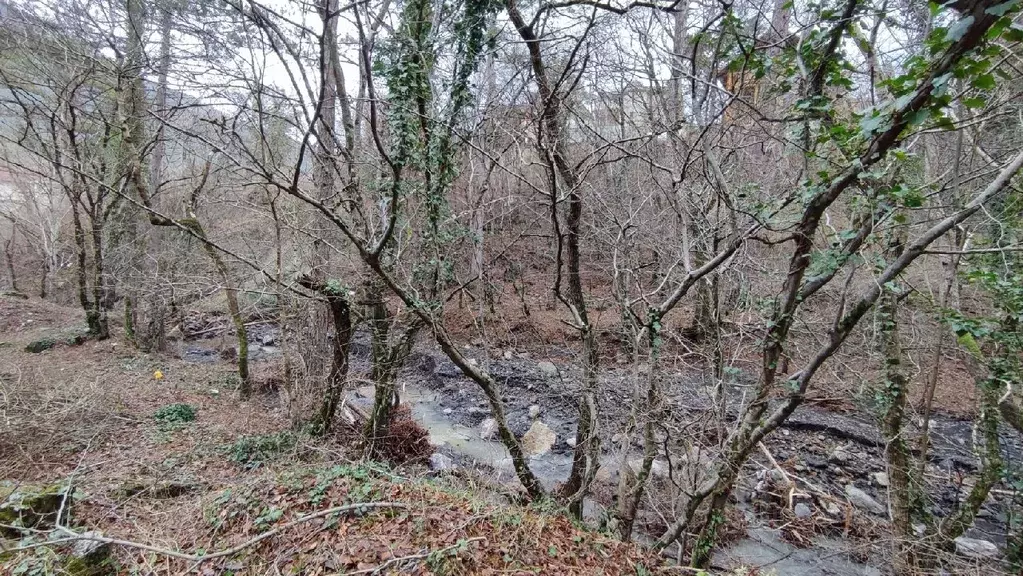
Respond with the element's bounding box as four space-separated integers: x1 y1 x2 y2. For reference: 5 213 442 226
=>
829 447 850 465
565 436 577 448
442 408 453 415
503 350 514 360
466 406 489 416
954 536 999 559
521 420 556 456
537 361 558 377
479 418 498 440
806 457 828 469
429 453 456 471
528 405 541 420
356 386 375 399
611 433 625 445
793 503 812 518
844 484 885 515
872 472 890 487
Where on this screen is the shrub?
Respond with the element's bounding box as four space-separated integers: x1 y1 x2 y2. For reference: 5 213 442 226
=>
371 405 433 465
228 431 296 468
154 403 196 424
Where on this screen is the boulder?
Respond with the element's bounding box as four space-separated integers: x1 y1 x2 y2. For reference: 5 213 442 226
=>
429 453 456 471
537 361 558 377
844 484 885 515
954 536 999 559
1 482 66 537
479 418 498 440
627 457 669 479
64 531 112 576
521 420 556 456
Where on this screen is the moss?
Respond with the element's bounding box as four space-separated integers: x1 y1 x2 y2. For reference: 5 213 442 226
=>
0 483 67 537
63 537 114 576
24 338 56 353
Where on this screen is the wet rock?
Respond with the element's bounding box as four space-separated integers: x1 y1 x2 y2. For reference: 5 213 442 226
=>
429 453 456 471
537 361 558 377
521 420 556 456
479 418 498 440
844 484 885 515
871 472 889 487
954 536 999 559
794 503 812 518
528 405 541 420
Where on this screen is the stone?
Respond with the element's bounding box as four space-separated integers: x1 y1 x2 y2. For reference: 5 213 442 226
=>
528 405 541 420
65 531 112 576
806 456 828 469
844 484 885 515
793 503 812 518
356 386 375 399
466 406 489 416
954 536 999 559
872 472 890 487
1 483 66 537
479 418 498 440
627 458 669 479
537 361 558 377
829 447 850 465
565 437 577 448
25 338 56 353
611 433 625 445
260 334 275 346
429 453 456 471
442 408 453 415
521 420 556 456
503 350 514 360
824 501 843 517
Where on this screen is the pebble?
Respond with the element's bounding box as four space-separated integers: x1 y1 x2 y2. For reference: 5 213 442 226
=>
794 503 812 518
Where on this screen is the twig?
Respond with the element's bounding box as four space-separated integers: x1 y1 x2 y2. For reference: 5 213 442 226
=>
45 502 408 565
348 536 486 575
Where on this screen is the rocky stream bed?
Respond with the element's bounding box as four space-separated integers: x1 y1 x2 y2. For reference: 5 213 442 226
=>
177 325 1020 575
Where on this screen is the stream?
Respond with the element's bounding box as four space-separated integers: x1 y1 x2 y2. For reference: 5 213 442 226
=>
177 325 1017 574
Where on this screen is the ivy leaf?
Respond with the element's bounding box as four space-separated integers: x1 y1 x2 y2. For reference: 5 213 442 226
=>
985 0 1019 17
859 113 887 137
971 73 996 90
962 96 985 109
944 16 975 43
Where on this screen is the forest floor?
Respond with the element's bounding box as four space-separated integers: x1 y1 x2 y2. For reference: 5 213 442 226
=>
0 293 1018 575
0 295 665 575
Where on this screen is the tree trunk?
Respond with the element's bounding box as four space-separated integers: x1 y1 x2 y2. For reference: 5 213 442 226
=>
875 224 918 574
2 228 17 293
